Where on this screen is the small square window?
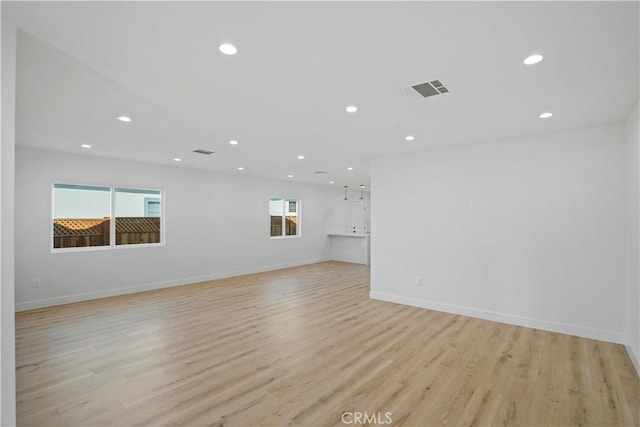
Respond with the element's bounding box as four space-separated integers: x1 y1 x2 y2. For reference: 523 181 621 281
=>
270 197 300 238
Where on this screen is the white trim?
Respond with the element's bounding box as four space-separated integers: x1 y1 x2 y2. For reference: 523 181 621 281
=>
369 291 626 345
16 257 330 312
626 345 640 378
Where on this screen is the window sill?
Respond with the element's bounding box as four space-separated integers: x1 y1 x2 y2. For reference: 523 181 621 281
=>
52 242 165 253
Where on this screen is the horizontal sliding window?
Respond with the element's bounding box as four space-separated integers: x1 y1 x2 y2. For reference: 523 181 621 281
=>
52 184 163 250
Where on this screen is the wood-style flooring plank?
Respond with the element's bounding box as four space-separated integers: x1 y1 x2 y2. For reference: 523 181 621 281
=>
16 261 639 426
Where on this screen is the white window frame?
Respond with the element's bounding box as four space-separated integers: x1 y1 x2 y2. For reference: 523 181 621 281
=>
269 197 301 239
51 183 165 252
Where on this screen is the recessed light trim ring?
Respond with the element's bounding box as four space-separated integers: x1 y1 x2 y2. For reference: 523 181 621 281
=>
524 54 544 65
219 43 238 55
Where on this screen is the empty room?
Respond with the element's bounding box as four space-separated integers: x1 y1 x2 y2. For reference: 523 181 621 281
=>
1 1 639 426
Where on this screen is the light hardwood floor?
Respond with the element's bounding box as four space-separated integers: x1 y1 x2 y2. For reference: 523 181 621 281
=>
16 261 639 426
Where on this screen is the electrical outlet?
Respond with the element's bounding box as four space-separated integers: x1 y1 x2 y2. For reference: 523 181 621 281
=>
416 276 423 286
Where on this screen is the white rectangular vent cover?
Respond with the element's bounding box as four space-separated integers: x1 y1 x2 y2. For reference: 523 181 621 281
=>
411 80 450 98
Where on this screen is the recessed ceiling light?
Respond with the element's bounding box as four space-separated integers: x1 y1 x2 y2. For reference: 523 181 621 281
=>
329 181 335 184
524 54 544 65
174 158 182 162
237 167 244 170
297 155 305 160
287 174 294 178
405 135 415 141
81 144 91 149
539 112 553 119
345 105 358 113
347 167 353 171
118 115 132 122
219 43 238 55
229 140 238 145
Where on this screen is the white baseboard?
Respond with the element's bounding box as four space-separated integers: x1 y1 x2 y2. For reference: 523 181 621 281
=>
16 257 330 312
370 291 626 345
626 345 640 378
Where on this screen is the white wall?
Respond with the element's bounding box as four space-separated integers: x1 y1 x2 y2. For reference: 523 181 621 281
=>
115 190 160 217
15 147 336 310
0 13 17 426
626 101 640 373
53 185 111 218
371 124 628 343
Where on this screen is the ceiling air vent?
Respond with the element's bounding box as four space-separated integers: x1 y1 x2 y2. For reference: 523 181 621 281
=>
193 149 214 155
314 171 329 175
411 79 450 98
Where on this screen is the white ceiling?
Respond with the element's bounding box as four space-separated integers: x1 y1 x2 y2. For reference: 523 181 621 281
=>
5 1 639 188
